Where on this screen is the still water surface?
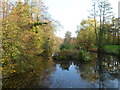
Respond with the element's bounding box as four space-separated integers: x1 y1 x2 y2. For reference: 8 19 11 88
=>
3 53 120 88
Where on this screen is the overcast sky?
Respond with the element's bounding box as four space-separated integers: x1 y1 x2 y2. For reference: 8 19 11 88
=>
44 0 119 38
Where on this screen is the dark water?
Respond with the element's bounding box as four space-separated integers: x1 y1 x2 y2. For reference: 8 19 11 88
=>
2 53 120 88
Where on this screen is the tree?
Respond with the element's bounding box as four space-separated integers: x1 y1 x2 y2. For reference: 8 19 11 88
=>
59 31 75 50
1 0 57 76
89 0 98 46
77 18 96 50
111 17 120 45
27 0 57 57
64 31 72 44
90 0 114 51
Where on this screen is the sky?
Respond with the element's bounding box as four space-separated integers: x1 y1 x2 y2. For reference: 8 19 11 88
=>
44 0 119 38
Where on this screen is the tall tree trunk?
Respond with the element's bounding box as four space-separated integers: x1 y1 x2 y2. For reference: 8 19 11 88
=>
93 2 98 47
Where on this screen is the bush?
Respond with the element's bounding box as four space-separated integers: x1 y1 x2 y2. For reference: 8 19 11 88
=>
53 50 91 61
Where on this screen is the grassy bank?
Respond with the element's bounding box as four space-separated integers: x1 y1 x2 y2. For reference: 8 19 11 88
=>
90 45 120 55
103 45 120 54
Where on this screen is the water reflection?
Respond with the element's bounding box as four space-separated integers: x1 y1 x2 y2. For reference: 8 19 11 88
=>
2 53 120 88
96 53 120 88
45 53 120 88
2 56 55 88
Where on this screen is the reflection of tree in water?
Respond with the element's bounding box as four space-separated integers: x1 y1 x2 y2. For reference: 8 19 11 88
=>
74 53 119 88
96 53 105 88
96 53 119 88
3 57 55 88
52 53 119 88
53 60 71 71
60 61 71 71
103 55 120 78
73 53 99 82
75 61 99 82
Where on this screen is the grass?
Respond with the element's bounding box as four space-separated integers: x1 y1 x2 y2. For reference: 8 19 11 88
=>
103 45 120 54
91 45 120 55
